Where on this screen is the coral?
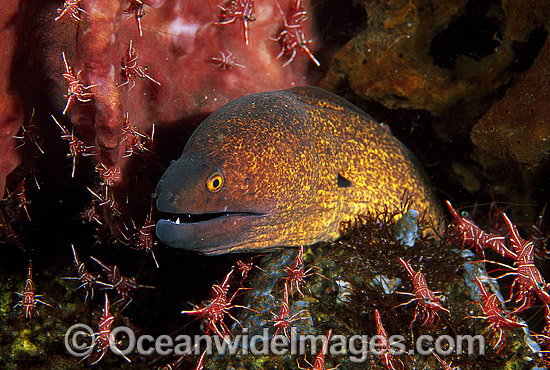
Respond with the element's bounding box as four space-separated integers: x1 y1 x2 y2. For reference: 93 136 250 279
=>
0 0 24 198
0 184 545 369
320 0 516 115
393 209 419 247
316 0 550 221
0 1 548 369
319 0 550 165
61 0 316 180
193 203 538 369
501 0 550 42
471 36 550 166
3 0 319 234
9 328 39 360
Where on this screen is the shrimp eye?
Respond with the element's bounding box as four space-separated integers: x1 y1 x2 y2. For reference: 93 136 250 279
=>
206 171 224 193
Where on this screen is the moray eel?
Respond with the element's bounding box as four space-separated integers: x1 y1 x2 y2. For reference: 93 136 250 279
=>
155 86 441 255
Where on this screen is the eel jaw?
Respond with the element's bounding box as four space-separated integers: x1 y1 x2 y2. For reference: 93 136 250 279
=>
155 211 266 255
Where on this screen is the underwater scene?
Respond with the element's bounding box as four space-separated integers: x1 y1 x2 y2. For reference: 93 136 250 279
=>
1 0 549 369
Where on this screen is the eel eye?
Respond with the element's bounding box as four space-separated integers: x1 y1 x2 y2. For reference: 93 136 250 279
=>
206 171 224 193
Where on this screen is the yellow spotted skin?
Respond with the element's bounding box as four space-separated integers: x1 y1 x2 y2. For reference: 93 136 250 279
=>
155 86 442 254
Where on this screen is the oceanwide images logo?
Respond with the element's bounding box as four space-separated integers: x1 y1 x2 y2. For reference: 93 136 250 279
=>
65 324 485 363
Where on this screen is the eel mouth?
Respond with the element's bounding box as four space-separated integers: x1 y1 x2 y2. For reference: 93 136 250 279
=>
155 211 266 254
164 211 261 224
